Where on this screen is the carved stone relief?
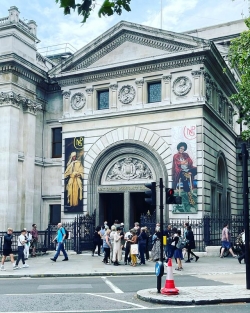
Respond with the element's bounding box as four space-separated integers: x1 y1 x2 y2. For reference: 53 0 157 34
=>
118 85 136 104
173 76 192 96
71 92 86 110
62 91 71 99
106 157 152 181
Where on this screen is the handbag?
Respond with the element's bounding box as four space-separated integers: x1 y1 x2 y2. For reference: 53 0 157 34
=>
130 244 138 254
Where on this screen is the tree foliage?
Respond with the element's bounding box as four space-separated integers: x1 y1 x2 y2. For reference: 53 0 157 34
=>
228 18 250 141
55 0 132 23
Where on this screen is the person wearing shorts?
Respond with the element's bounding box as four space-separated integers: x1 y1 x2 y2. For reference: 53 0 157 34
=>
1 228 16 271
220 223 237 258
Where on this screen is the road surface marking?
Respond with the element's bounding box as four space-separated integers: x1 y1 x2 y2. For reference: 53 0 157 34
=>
101 276 123 293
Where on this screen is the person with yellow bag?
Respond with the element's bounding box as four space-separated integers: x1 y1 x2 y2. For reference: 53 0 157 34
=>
128 229 138 266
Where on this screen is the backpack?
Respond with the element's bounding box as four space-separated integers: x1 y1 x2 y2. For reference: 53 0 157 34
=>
60 228 69 239
235 232 243 245
176 236 188 249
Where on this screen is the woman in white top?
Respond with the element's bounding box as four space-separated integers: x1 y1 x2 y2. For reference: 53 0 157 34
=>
14 229 29 269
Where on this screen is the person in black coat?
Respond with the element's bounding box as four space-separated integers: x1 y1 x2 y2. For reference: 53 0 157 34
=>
92 226 102 256
185 225 199 262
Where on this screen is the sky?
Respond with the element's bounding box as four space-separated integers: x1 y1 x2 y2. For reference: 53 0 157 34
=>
0 0 249 54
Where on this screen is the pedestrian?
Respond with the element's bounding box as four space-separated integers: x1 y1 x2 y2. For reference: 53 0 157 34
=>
150 230 161 261
24 228 32 260
128 229 138 266
237 229 245 264
220 223 237 258
92 226 102 256
14 229 29 269
103 229 111 264
163 224 172 260
112 227 123 266
110 225 116 263
1 228 16 271
99 225 106 254
185 225 199 262
144 226 150 261
173 229 183 271
50 223 69 262
134 222 140 236
138 227 147 265
124 229 132 265
30 223 38 257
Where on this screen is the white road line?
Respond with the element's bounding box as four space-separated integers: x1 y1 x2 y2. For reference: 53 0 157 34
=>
101 276 124 293
86 293 147 308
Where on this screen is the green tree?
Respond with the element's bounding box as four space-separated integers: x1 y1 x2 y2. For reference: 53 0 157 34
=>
228 18 250 140
55 0 132 23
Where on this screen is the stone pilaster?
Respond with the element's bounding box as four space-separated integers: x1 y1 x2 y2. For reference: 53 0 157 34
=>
162 75 172 104
124 191 130 232
191 70 203 100
86 87 94 111
135 79 144 105
109 84 118 109
0 92 20 230
62 90 71 117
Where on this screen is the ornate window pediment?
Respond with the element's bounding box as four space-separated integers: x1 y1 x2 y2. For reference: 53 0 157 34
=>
101 156 155 185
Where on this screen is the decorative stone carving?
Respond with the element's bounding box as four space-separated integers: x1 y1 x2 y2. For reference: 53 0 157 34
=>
62 91 71 99
191 70 202 76
106 157 152 181
162 75 172 82
135 79 144 86
118 85 136 104
173 76 192 96
218 91 223 114
0 91 42 112
86 88 94 94
71 92 86 110
228 105 233 125
109 84 118 91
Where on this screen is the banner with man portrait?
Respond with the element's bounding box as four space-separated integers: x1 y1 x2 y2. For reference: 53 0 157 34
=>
64 137 84 213
171 126 197 213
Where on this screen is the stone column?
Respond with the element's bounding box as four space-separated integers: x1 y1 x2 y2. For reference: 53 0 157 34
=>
21 99 40 228
109 84 118 109
162 75 172 104
0 92 20 230
191 70 202 100
62 90 71 118
124 191 130 232
86 87 94 111
135 79 144 105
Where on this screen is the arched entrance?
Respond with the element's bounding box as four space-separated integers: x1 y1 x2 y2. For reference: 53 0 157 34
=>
87 141 169 230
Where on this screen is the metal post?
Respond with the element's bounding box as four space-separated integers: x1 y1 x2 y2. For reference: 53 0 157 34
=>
241 143 250 289
159 178 164 262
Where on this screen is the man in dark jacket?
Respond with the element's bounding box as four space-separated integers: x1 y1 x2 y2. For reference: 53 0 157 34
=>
1 228 16 271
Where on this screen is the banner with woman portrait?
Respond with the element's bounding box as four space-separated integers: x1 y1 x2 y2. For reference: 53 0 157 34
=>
171 126 197 213
64 137 84 213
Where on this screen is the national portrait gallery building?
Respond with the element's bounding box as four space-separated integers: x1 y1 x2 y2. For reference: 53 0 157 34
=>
0 6 247 231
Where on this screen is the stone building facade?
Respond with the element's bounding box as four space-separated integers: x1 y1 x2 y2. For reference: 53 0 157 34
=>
0 6 247 231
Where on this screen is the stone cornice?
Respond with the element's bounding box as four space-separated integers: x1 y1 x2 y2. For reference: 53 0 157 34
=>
55 55 206 87
0 91 43 113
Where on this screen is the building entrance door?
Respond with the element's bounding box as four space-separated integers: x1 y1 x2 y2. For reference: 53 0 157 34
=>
99 193 124 226
130 192 151 226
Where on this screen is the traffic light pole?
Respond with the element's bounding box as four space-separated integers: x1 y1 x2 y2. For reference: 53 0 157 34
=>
241 143 250 289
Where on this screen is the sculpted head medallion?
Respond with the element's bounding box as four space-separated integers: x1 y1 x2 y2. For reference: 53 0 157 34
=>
71 92 86 110
173 76 192 96
118 85 136 104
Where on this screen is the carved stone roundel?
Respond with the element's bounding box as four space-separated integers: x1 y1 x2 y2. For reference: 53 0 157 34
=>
71 92 86 110
173 76 192 96
118 85 136 104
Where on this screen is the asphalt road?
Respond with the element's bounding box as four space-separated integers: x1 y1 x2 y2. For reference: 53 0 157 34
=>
0 275 249 313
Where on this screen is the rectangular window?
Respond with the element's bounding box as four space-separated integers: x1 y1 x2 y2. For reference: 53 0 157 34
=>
50 205 61 225
52 127 62 158
148 82 161 103
98 90 109 110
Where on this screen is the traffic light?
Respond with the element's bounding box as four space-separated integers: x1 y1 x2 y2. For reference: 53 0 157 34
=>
144 182 156 206
165 188 182 204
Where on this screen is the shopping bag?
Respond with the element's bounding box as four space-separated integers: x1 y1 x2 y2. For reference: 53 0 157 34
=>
130 244 138 254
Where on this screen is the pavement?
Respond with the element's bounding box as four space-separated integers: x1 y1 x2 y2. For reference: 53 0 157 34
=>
0 250 250 305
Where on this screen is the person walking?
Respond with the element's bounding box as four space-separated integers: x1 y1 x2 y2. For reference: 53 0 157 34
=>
24 229 32 260
1 228 16 271
173 229 183 271
50 223 69 262
14 229 29 270
220 223 237 258
185 225 199 262
237 229 245 264
30 223 38 257
92 226 102 256
103 229 111 264
138 227 147 265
